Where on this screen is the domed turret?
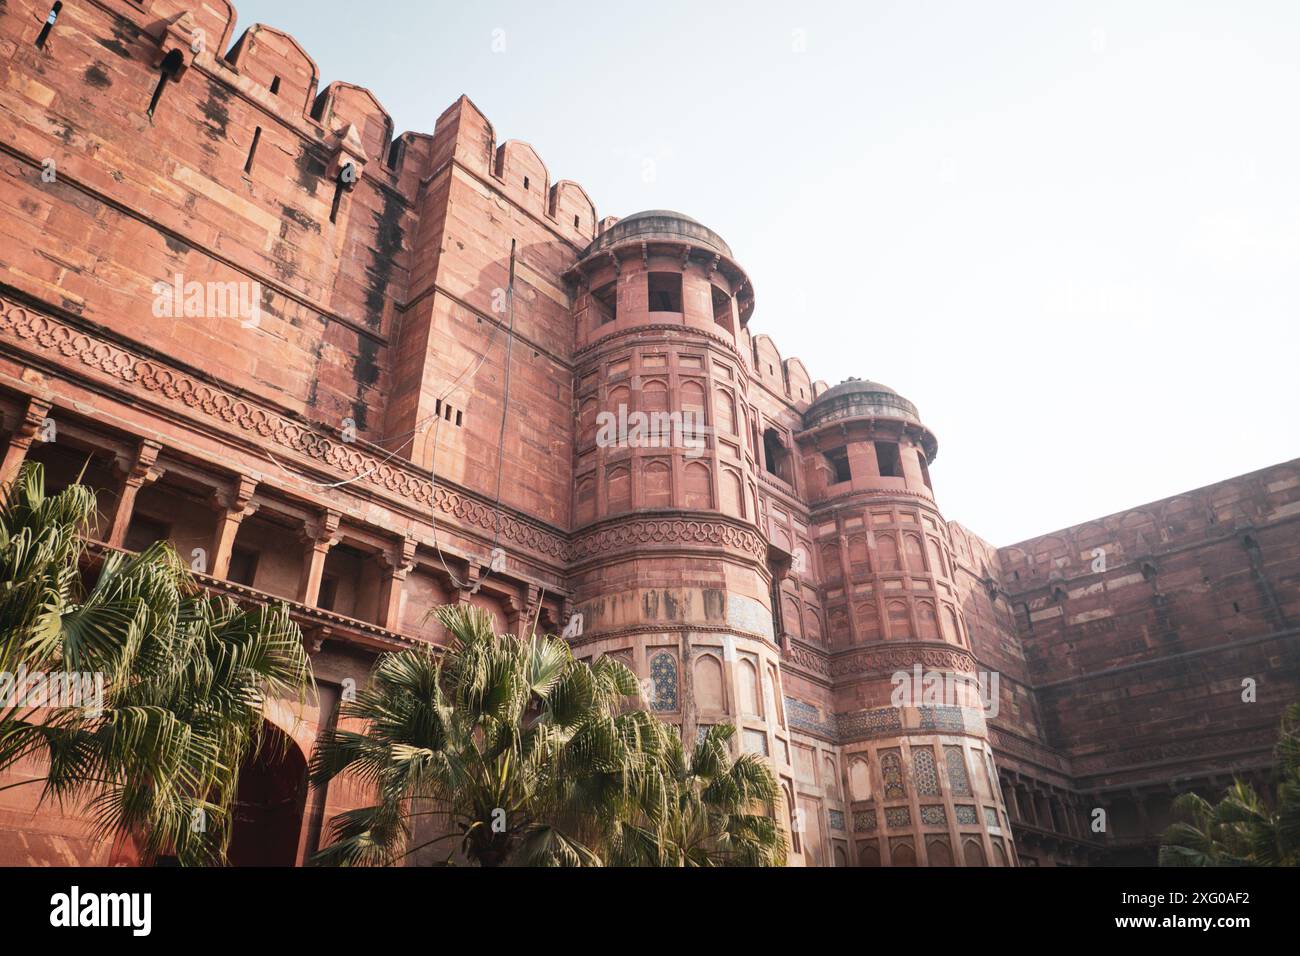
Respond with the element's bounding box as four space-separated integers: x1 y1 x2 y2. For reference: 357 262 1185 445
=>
582 209 734 259
806 377 921 427
792 372 1012 866
798 377 938 502
563 208 793 827
565 209 754 340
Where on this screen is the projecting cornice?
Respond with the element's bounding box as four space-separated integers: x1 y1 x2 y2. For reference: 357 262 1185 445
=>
0 292 570 573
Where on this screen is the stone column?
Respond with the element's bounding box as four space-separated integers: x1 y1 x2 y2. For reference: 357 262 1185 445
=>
503 592 524 639
518 585 541 637
377 536 416 632
456 563 483 605
0 397 52 501
297 510 341 607
209 475 258 579
106 439 163 548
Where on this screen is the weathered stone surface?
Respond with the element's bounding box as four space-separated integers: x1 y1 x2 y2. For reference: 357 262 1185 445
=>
0 2 1294 868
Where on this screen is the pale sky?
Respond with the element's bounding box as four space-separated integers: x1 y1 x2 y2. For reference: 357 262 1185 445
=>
230 0 1300 545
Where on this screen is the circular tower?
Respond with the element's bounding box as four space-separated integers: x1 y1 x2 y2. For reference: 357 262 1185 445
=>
564 211 799 852
798 379 1015 866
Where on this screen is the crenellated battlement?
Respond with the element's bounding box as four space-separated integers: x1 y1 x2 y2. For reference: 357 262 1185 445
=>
3 1 599 232
0 1 602 444
747 331 819 408
7 2 1291 873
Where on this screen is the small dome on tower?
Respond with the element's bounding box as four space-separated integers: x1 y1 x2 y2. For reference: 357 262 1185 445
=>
583 209 733 258
804 377 938 464
807 377 921 425
620 208 703 226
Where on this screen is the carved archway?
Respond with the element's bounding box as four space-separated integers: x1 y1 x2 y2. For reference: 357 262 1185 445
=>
227 722 309 867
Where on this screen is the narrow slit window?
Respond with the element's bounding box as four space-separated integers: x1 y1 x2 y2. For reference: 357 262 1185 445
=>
244 127 262 174
918 451 933 489
647 272 683 313
386 138 404 171
875 441 902 478
36 3 62 49
574 214 580 229
269 75 282 96
523 176 530 190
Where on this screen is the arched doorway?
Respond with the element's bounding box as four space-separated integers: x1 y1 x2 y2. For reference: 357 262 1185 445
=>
227 723 308 866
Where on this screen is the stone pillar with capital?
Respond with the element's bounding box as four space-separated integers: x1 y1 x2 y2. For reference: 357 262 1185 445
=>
106 440 164 548
298 510 341 607
377 536 417 632
0 397 53 501
503 591 525 639
456 563 483 606
209 476 259 579
518 584 541 637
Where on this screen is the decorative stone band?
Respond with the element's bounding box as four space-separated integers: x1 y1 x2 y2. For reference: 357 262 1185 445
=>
568 514 768 564
785 640 830 677
806 485 941 513
785 640 978 679
987 726 1071 774
830 645 979 679
566 621 778 648
573 322 750 369
1 296 789 578
0 295 570 561
785 696 838 738
1067 724 1278 777
836 704 986 743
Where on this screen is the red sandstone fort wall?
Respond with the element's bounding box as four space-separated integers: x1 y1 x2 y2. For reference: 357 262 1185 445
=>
0 0 1296 867
998 461 1300 799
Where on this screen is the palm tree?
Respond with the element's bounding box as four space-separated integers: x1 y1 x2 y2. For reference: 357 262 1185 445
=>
0 462 313 865
610 723 786 867
310 604 787 866
1160 702 1300 866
